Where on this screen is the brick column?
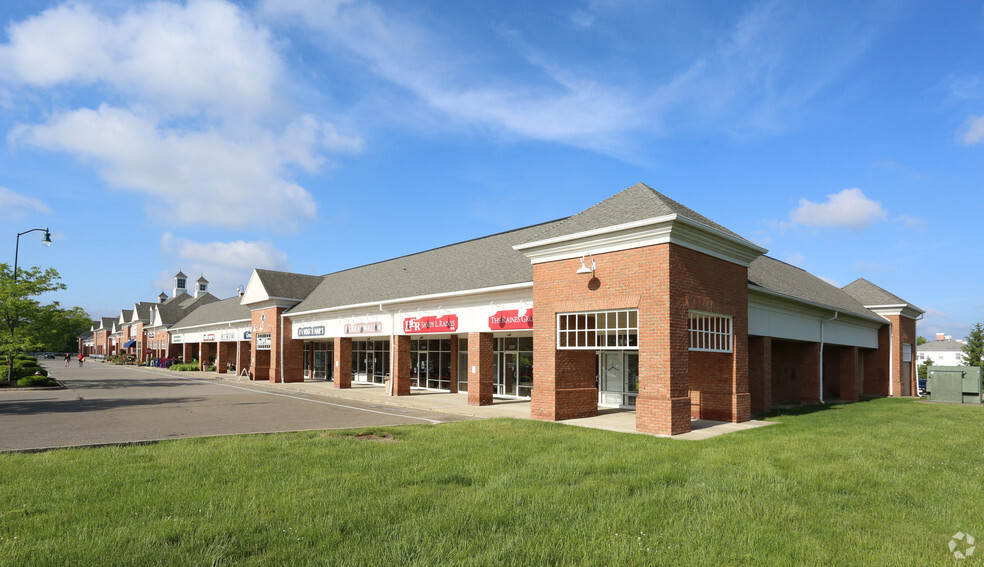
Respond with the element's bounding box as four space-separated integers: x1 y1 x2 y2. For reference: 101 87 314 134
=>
468 332 494 406
390 335 411 396
448 335 459 393
334 337 352 388
279 318 304 383
748 336 772 414
800 342 821 404
182 343 193 365
216 342 230 374
837 346 859 401
236 340 250 377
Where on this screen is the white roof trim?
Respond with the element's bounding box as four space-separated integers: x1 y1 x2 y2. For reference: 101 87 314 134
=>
286 281 534 318
513 213 767 267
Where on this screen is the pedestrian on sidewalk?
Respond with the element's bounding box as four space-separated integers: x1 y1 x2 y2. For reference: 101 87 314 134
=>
64 353 71 367
78 353 84 367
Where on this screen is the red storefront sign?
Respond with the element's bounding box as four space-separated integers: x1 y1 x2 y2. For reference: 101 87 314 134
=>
489 308 534 330
203 333 215 342
403 314 458 334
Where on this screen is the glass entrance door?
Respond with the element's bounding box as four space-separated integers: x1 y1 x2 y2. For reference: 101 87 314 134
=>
495 352 518 396
598 352 638 408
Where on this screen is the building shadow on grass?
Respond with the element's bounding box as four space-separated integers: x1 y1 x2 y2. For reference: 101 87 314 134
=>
756 396 886 419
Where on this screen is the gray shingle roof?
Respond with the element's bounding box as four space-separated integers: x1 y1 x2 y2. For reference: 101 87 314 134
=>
842 278 922 312
748 256 881 321
291 220 563 313
133 301 155 321
254 270 325 301
524 182 752 244
920 340 964 352
171 296 252 329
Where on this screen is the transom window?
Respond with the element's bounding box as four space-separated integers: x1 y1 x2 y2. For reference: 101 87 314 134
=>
689 311 732 353
557 309 638 350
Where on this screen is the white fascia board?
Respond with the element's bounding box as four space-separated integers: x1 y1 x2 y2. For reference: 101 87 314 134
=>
864 304 924 319
169 318 251 333
248 298 301 311
748 286 884 327
285 282 534 319
513 214 767 267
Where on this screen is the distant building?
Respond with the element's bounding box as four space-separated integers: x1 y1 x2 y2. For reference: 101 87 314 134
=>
918 332 965 367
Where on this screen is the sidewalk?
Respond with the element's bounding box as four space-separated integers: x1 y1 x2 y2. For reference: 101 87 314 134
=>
137 363 775 440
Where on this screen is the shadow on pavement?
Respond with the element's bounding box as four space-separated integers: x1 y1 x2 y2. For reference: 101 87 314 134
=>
0 396 207 416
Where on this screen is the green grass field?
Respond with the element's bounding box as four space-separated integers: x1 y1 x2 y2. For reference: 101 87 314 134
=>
0 397 981 566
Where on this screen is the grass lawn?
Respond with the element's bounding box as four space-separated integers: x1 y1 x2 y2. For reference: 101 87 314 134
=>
0 397 981 566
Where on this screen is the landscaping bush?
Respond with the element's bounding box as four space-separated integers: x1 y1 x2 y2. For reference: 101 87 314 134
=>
169 363 200 372
17 374 56 387
0 365 47 381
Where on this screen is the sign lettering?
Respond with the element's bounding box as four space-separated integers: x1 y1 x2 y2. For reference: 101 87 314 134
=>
344 321 382 335
203 333 215 342
298 325 326 337
256 333 272 350
403 314 458 334
489 308 534 330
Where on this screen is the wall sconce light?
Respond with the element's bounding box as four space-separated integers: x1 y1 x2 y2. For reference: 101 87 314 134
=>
576 254 596 275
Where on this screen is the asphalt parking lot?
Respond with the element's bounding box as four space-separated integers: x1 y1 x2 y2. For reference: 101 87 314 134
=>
0 360 469 452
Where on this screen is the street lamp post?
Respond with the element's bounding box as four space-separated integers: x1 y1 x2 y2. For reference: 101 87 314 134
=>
7 227 52 382
13 227 52 283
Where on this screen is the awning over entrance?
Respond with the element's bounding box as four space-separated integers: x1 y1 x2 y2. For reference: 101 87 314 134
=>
123 339 136 348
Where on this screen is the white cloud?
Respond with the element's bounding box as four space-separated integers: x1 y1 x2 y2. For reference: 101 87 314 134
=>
785 251 806 267
9 105 360 229
156 232 290 298
788 188 887 230
960 114 984 145
0 186 51 221
2 1 363 230
0 0 283 119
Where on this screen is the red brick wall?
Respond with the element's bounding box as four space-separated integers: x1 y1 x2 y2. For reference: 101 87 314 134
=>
689 351 737 420
467 332 494 406
893 315 918 397
837 346 860 401
863 325 890 397
748 336 772 413
391 335 411 396
771 340 819 404
334 337 352 388
532 242 750 435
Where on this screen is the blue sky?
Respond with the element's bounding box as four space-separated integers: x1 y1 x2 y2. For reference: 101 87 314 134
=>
0 0 982 339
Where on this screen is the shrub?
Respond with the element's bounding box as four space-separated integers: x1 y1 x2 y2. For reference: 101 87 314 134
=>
17 375 56 387
169 363 200 372
1 365 47 381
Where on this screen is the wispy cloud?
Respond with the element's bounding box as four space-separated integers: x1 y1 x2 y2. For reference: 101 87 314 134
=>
1 0 362 230
0 186 50 221
787 188 887 230
959 114 984 145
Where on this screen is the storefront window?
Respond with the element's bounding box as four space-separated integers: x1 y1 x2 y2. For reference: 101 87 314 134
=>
304 341 334 380
411 339 452 390
457 338 468 392
494 336 534 398
352 340 389 384
557 309 638 350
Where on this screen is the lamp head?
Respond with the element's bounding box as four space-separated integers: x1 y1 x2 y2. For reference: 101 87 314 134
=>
41 229 52 247
576 255 596 275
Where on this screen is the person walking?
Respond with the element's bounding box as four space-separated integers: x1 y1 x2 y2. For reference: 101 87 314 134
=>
64 353 71 367
78 353 84 367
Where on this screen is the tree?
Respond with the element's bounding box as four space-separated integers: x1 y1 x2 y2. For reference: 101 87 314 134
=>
32 304 94 353
0 263 67 381
962 322 984 370
918 358 933 382
917 335 927 346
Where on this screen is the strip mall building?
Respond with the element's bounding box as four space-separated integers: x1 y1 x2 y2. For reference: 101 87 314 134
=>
81 184 923 435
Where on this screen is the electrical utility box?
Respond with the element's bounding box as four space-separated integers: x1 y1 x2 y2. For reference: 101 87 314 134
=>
926 366 983 404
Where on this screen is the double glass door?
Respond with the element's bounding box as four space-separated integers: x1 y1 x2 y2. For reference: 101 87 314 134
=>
598 351 639 408
493 351 533 398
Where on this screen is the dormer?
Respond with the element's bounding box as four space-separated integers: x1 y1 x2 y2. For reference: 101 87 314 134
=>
158 291 168 303
195 275 209 298
173 270 188 297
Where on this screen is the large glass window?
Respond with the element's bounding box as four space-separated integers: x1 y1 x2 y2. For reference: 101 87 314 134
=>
411 339 452 390
352 340 390 384
304 341 334 380
557 310 638 350
494 336 534 397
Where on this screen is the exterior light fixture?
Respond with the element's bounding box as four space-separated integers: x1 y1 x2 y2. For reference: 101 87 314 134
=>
576 254 596 275
13 227 54 283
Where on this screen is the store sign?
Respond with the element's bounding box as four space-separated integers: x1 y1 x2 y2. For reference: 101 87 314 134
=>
298 325 326 337
220 332 236 341
344 321 382 335
489 308 534 330
172 335 183 344
403 314 458 334
243 330 252 340
203 333 215 342
256 333 272 350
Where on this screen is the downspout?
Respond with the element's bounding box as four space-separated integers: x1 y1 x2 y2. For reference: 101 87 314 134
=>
888 323 894 397
819 311 839 404
914 313 924 396
279 311 285 384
